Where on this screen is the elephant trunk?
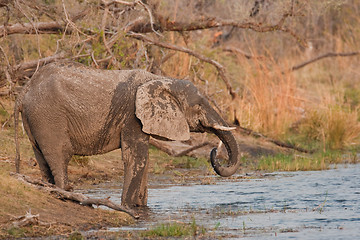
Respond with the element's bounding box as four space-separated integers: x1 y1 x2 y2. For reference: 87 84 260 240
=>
201 102 240 177
208 128 241 177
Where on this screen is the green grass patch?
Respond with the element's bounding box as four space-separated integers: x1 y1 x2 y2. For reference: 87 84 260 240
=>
257 151 349 172
141 219 205 238
7 227 26 238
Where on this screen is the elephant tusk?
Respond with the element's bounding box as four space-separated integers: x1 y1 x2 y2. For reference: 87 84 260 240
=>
212 124 236 131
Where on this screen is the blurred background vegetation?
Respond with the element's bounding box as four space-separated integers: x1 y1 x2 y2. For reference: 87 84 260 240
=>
1 0 359 154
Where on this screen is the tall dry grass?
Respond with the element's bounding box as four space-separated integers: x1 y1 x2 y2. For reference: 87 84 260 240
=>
233 56 304 139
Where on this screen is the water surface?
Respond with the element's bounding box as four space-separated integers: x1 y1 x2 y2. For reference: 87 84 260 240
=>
84 164 360 239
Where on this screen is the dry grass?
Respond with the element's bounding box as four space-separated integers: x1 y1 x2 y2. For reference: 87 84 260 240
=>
233 56 303 138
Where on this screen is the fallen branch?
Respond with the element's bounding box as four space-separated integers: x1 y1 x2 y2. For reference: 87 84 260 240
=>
150 138 176 156
150 138 212 157
127 32 237 99
238 126 314 154
10 173 139 219
289 51 360 72
174 142 210 157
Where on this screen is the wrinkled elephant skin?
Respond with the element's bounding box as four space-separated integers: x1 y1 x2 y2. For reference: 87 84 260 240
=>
15 62 241 208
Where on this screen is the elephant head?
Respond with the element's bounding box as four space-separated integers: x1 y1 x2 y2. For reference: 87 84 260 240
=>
135 78 241 177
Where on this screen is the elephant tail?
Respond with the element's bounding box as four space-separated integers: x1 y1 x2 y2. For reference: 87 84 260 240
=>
14 97 22 173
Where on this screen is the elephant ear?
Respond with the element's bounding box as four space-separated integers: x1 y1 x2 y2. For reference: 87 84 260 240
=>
135 79 190 141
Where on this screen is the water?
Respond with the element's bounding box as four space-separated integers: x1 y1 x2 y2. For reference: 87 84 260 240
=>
83 164 360 239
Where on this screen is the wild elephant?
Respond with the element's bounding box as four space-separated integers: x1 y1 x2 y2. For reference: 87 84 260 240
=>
15 62 240 208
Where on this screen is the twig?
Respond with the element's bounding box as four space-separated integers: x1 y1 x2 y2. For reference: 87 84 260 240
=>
136 0 162 37
100 2 122 68
103 0 137 7
288 51 360 72
14 0 42 75
223 46 265 59
61 0 88 37
91 51 99 67
127 32 237 99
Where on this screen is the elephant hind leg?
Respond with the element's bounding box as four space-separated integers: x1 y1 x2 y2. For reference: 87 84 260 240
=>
32 146 55 184
44 151 73 190
34 138 73 190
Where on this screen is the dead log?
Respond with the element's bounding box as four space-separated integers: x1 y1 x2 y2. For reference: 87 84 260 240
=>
10 173 139 219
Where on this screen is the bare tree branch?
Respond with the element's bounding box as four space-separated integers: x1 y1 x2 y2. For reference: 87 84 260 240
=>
127 32 237 99
124 12 306 47
289 51 360 72
0 21 65 37
223 46 265 59
11 53 90 83
0 7 88 38
13 52 66 75
102 0 137 7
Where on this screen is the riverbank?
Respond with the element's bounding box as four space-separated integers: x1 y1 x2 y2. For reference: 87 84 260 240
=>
0 105 358 238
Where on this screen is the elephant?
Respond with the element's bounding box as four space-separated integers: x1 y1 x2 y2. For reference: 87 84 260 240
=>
14 61 241 208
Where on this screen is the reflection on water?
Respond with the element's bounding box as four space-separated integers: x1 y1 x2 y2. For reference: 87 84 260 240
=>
83 164 360 239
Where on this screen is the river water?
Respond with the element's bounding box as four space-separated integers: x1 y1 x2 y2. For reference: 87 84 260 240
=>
84 164 360 239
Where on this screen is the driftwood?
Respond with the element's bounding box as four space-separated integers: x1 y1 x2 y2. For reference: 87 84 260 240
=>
10 210 51 228
10 173 139 219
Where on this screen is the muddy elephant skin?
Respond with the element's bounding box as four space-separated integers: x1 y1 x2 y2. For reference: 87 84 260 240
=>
15 62 241 207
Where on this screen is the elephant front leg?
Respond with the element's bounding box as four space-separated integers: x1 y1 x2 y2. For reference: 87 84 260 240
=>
121 122 150 208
